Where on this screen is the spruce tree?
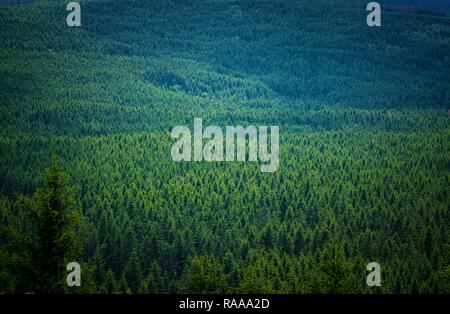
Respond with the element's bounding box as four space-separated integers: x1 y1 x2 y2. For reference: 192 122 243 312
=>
7 155 82 293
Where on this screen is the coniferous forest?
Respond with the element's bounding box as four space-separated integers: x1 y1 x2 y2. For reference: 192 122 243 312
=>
0 0 449 294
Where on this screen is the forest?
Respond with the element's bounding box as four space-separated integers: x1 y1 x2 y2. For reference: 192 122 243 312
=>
0 0 449 293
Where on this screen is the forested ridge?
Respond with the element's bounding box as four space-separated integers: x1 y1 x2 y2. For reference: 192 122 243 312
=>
0 0 449 293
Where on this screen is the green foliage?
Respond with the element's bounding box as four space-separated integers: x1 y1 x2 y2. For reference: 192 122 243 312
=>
0 0 449 294
316 243 353 293
184 255 227 294
0 155 82 293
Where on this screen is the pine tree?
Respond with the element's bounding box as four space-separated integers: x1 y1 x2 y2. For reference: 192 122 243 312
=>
124 249 143 293
317 243 352 294
104 268 120 293
184 255 226 293
4 155 82 293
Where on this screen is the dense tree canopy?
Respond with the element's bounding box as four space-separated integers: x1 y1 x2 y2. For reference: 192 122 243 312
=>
0 0 449 293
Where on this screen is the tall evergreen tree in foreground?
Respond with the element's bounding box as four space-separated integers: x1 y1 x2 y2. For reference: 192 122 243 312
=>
0 155 82 293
